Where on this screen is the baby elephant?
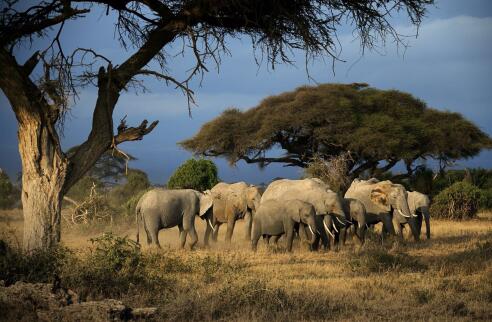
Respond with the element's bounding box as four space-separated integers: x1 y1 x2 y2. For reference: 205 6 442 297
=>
252 199 317 252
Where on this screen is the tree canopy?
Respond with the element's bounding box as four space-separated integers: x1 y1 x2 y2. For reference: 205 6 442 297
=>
167 159 219 191
181 83 492 178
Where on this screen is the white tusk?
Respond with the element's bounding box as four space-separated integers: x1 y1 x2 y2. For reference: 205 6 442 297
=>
308 225 315 236
358 222 361 229
398 209 411 218
336 217 346 226
365 224 369 229
323 221 334 238
332 222 339 233
412 212 418 218
208 219 216 232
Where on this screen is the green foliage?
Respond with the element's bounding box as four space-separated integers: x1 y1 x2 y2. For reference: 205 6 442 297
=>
0 170 19 209
66 146 136 184
181 84 492 177
107 169 151 216
0 240 70 286
65 176 104 202
430 181 483 219
167 158 219 191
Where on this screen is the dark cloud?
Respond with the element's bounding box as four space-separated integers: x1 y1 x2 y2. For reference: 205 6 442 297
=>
1 3 491 183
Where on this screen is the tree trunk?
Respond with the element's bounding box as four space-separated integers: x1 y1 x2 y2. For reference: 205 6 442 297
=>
18 118 68 251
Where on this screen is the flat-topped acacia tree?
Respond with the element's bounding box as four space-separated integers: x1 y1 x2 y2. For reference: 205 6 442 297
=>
181 83 492 178
0 0 434 251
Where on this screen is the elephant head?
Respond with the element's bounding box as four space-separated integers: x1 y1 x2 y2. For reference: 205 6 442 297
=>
288 200 317 245
199 190 214 218
369 182 420 241
245 185 262 214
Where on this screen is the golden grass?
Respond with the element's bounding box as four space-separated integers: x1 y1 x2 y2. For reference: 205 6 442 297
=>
1 209 491 321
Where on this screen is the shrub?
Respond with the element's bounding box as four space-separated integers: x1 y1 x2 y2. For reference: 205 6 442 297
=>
107 169 151 217
0 170 20 209
479 188 492 211
65 176 104 202
430 181 483 219
0 240 71 286
348 247 426 274
167 158 219 191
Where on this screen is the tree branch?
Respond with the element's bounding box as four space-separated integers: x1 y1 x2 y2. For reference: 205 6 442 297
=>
114 119 159 145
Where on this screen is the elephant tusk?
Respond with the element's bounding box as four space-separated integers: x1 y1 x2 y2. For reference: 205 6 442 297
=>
398 209 411 218
208 219 216 232
358 222 361 229
336 217 346 226
365 224 369 229
323 222 334 238
332 222 339 233
412 212 418 218
308 225 315 236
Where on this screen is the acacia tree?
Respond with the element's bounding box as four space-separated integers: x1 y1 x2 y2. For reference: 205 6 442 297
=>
0 1 433 251
181 83 492 178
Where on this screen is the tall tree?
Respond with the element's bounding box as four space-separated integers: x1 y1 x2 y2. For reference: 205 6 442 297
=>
181 83 492 177
0 0 434 251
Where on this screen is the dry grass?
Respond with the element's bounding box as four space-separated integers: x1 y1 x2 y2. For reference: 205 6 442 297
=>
1 209 492 321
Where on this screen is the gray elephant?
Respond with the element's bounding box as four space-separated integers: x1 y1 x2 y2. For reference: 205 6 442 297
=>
261 178 348 250
251 199 317 252
344 178 420 241
395 191 431 239
311 198 368 250
204 182 262 245
136 189 213 249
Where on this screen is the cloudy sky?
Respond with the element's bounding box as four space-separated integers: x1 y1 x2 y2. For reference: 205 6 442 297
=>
1 0 491 184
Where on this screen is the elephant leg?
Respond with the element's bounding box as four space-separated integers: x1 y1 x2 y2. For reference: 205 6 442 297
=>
182 215 198 250
286 227 295 252
416 213 423 237
311 234 320 251
178 223 187 249
244 212 253 241
204 219 212 247
142 217 152 245
251 224 261 251
271 235 280 245
225 218 236 243
423 208 431 239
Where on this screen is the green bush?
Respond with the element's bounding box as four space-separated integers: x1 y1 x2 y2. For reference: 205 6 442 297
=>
167 158 219 191
0 240 70 286
430 181 483 219
479 188 492 211
107 169 151 217
0 170 20 209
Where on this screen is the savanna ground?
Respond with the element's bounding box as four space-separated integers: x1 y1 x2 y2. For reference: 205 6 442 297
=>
1 209 491 321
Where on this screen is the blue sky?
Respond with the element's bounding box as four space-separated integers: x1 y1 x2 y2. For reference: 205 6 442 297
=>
1 0 491 184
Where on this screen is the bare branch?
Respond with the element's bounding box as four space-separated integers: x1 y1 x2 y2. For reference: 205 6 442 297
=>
114 119 159 145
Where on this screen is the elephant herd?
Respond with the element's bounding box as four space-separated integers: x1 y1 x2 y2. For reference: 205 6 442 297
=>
135 178 431 251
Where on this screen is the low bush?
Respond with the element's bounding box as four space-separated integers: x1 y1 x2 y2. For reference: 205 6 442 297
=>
430 181 483 219
167 158 219 191
348 247 427 274
0 240 70 286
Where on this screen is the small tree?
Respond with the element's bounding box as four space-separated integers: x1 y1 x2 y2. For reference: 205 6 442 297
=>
167 159 219 192
0 169 19 209
430 181 483 220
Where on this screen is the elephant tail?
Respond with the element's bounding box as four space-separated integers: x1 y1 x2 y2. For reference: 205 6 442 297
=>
136 205 141 244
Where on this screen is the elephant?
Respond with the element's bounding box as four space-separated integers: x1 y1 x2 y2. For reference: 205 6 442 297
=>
203 182 262 245
260 178 348 249
395 191 431 239
136 189 213 249
251 199 317 252
344 178 420 241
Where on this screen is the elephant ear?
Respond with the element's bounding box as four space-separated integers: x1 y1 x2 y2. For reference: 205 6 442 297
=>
370 188 391 212
199 192 214 217
291 207 302 223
